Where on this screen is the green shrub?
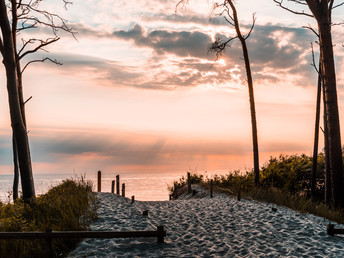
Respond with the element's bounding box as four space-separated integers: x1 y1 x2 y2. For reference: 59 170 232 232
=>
0 178 97 258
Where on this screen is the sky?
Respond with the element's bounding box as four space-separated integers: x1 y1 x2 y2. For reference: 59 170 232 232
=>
1 0 344 175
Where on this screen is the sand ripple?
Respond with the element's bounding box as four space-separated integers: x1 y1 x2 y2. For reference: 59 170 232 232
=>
69 192 344 257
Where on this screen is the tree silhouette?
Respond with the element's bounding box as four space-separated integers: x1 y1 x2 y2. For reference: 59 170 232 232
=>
209 1 260 186
273 0 344 208
0 0 74 200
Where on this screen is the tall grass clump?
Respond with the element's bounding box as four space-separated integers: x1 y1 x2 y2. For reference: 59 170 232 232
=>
168 173 204 198
169 152 344 223
0 178 97 257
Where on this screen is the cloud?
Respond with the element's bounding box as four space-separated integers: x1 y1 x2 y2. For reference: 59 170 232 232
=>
34 21 320 90
111 22 318 88
0 127 313 174
142 13 227 26
113 24 213 59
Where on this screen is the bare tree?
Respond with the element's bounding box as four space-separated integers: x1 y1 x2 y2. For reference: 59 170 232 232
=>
209 1 260 186
273 0 344 208
0 0 74 200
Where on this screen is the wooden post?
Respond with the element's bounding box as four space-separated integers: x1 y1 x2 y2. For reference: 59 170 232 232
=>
157 226 165 243
327 223 335 236
210 179 213 198
122 183 125 197
187 172 191 194
111 180 115 194
116 175 120 195
97 171 101 192
131 195 135 203
237 186 241 201
45 228 53 258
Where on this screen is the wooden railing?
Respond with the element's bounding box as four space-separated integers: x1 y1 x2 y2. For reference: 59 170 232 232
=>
0 226 166 257
327 224 344 236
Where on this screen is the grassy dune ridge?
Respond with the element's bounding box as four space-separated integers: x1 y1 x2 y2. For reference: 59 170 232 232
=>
169 153 344 224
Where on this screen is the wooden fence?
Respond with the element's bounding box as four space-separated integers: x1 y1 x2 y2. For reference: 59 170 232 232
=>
327 224 344 236
0 226 166 257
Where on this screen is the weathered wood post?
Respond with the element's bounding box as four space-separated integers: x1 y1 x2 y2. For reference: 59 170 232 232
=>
157 226 165 243
131 195 135 203
111 180 115 194
116 175 120 195
45 228 53 258
237 185 241 201
327 223 335 236
97 171 101 192
122 183 125 197
210 179 213 198
187 172 191 194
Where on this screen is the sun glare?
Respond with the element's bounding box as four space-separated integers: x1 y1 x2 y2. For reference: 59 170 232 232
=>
218 59 226 66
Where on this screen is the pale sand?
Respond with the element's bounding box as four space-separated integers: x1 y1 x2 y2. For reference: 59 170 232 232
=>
69 187 344 257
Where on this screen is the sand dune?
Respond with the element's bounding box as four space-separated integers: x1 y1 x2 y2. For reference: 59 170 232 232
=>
69 189 344 257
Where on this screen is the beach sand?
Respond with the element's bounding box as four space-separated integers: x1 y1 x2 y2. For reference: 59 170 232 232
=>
69 187 344 257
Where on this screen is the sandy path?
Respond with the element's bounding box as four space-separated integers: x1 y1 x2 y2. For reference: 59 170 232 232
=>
69 192 344 257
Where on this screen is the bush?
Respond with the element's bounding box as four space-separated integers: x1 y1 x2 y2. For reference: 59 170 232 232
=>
168 152 344 223
0 178 97 257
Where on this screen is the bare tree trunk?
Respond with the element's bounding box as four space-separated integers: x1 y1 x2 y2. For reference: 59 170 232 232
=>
0 0 35 200
323 76 331 205
311 60 322 197
12 134 19 200
317 11 344 208
228 1 259 186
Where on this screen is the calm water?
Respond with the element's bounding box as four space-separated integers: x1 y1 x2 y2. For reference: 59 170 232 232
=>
0 171 227 202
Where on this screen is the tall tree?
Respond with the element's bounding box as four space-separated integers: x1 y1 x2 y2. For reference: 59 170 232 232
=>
311 57 322 198
309 42 322 198
209 0 260 186
273 0 344 207
0 0 74 200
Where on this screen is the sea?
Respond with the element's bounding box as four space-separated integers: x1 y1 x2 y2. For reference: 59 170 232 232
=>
0 171 227 202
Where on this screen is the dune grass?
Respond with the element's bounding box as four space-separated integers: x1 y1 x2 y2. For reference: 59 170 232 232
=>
169 153 344 224
0 178 97 258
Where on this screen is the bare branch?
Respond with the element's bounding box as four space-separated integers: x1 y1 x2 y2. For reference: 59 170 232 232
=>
19 37 60 60
16 21 37 32
273 0 313 17
244 13 256 40
63 0 73 10
209 36 237 58
176 0 189 11
21 57 62 73
332 21 344 26
332 2 344 9
24 96 32 104
303 24 319 37
310 42 319 74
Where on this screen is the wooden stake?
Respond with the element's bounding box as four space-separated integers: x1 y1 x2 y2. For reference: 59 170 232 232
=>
111 180 115 193
187 172 191 194
210 179 213 198
157 226 165 243
97 171 101 192
122 183 125 197
116 175 120 195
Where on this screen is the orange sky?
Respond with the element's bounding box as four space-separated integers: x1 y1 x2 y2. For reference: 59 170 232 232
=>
1 0 344 175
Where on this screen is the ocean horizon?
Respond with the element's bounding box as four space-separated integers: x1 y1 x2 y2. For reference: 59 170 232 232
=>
0 170 229 202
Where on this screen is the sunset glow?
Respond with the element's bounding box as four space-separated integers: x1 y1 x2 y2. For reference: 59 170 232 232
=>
1 0 344 176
